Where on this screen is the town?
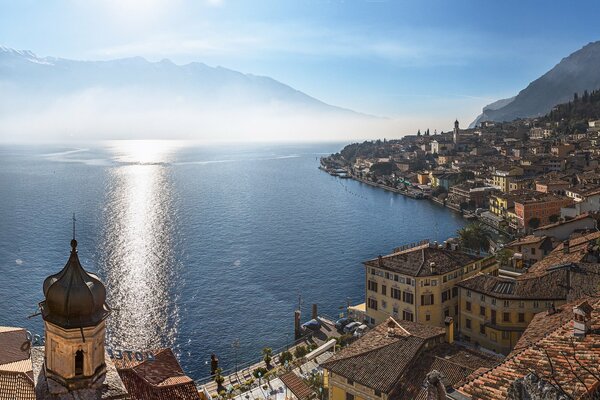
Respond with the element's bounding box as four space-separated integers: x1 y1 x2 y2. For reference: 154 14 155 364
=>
2 92 600 399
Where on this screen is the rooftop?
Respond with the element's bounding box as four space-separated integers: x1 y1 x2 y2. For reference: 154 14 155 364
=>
364 243 481 277
456 271 570 300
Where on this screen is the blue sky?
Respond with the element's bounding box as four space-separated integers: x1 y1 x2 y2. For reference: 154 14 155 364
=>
2 0 600 132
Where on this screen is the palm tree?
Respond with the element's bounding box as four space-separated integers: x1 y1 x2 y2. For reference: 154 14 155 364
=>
458 223 489 252
262 347 273 370
214 368 225 393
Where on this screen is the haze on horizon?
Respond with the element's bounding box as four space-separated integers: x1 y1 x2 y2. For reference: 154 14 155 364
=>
1 0 600 143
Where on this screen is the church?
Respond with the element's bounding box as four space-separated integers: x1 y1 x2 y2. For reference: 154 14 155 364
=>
0 239 200 399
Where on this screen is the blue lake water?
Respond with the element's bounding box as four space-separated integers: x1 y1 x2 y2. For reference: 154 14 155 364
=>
0 141 466 382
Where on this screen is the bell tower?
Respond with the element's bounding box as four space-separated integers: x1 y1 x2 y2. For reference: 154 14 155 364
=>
40 238 111 391
453 119 460 144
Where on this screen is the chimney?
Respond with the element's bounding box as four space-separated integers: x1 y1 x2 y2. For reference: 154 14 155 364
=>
430 262 436 274
378 255 383 267
573 301 593 339
563 240 570 254
444 317 454 344
425 370 447 400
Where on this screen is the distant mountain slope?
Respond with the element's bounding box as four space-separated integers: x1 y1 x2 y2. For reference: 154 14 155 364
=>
471 41 600 127
0 46 387 141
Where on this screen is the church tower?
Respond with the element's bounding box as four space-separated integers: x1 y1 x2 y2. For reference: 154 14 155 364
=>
40 239 110 391
453 119 460 144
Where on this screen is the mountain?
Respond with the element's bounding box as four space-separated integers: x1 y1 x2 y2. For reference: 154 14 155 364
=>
471 41 600 127
468 96 515 128
0 46 385 141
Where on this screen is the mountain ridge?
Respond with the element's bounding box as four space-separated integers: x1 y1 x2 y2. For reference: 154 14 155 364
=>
471 41 600 127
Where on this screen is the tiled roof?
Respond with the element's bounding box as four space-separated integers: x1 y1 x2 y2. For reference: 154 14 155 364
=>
526 231 600 277
114 348 200 400
390 344 502 400
322 318 445 393
505 235 547 247
456 271 569 300
280 372 315 400
364 244 481 277
0 327 34 400
456 299 600 400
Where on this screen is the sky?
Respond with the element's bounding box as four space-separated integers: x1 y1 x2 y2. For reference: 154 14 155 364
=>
1 0 600 139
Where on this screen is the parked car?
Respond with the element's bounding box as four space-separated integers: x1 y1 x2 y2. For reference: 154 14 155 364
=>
343 321 361 334
335 317 353 331
353 324 368 338
301 319 321 332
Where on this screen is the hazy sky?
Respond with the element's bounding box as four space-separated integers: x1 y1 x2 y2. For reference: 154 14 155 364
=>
2 0 600 137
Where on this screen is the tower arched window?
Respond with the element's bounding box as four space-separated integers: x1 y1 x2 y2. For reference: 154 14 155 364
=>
75 350 84 376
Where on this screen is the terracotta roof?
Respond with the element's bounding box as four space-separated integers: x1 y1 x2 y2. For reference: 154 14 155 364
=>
280 372 315 400
0 327 34 400
457 271 570 300
505 235 547 247
389 344 502 400
456 299 600 400
114 348 200 400
364 244 481 277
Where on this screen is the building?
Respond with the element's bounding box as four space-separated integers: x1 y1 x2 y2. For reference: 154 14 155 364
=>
456 268 579 355
504 235 554 268
450 299 600 400
322 317 500 400
533 213 597 241
535 179 569 194
447 182 495 210
491 166 523 193
362 241 498 327
513 193 573 232
0 327 35 399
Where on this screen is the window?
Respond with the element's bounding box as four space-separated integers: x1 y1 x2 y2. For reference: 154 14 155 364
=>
381 285 387 296
391 288 401 300
504 300 510 307
491 298 496 306
346 393 355 400
479 324 486 335
368 280 378 292
452 287 458 298
381 300 387 309
374 390 381 397
503 312 510 322
480 305 486 316
385 272 390 280
502 331 510 340
444 309 450 318
406 277 412 286
442 290 450 302
394 274 399 282
393 306 399 316
431 279 438 286
75 350 84 376
466 301 472 311
466 318 472 329
490 332 497 342
403 292 414 304
533 301 540 309
402 310 414 322
347 378 354 385
531 247 536 255
467 290 471 298
519 301 525 308
399 276 405 284
480 294 486 302
426 314 431 321
421 294 434 306
443 275 447 283
368 298 378 311
491 310 497 324
518 313 525 323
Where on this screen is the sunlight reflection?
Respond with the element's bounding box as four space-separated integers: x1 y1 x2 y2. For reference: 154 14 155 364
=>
99 140 181 351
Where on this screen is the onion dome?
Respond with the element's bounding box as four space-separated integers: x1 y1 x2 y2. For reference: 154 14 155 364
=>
40 239 110 329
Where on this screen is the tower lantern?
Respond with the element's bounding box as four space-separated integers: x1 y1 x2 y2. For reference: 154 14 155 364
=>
40 239 110 391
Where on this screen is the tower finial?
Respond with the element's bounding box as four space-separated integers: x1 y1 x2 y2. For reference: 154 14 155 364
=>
71 213 77 251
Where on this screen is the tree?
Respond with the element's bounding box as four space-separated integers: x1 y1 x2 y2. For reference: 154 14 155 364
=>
495 248 514 268
280 350 293 366
417 129 422 137
214 368 225 393
262 347 273 369
457 223 490 252
549 214 560 223
528 217 541 230
294 345 308 359
425 128 430 136
253 367 268 379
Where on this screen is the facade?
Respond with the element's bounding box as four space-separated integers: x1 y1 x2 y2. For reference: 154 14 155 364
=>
504 235 554 268
363 241 498 328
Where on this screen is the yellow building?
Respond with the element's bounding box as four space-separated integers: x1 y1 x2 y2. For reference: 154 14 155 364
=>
491 166 523 193
456 270 572 355
322 317 500 400
363 241 498 328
